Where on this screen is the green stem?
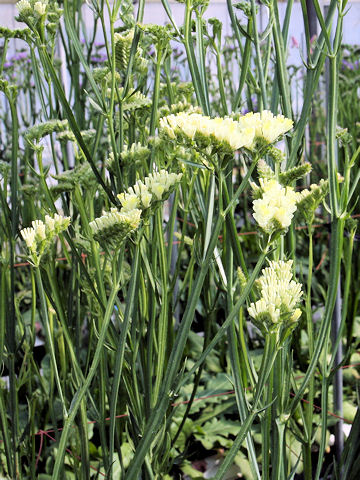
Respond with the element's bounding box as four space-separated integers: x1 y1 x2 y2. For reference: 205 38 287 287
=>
329 227 354 367
149 46 163 137
228 318 261 480
270 1 292 118
251 0 268 109
183 0 208 113
327 56 339 219
5 89 19 479
52 264 121 479
231 16 253 111
34 268 67 417
214 332 279 480
304 225 314 480
289 218 344 414
262 365 273 480
108 244 140 478
153 211 169 404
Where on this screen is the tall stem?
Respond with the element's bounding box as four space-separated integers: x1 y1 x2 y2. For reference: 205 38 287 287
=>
52 264 121 478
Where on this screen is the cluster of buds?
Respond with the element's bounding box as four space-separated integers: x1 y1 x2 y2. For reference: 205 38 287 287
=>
106 144 150 174
252 178 299 236
248 260 302 335
117 170 183 212
89 208 141 250
90 170 182 249
158 101 200 120
51 163 97 196
21 214 70 267
159 110 293 156
16 0 62 39
113 29 148 75
296 179 330 225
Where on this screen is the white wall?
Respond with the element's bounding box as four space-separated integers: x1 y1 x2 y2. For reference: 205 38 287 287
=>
2 1 360 68
2 2 360 46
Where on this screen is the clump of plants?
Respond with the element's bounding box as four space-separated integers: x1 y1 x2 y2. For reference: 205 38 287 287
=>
0 0 359 479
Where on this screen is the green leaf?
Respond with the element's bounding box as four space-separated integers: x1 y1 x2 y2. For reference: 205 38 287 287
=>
87 94 106 115
194 417 241 450
171 417 194 451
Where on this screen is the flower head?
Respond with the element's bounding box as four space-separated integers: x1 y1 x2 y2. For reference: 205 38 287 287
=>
117 170 182 212
248 260 302 334
160 112 255 152
20 213 70 267
32 219 46 241
33 1 47 16
89 208 141 249
117 191 140 212
237 110 293 147
21 227 36 250
16 0 32 16
252 179 298 235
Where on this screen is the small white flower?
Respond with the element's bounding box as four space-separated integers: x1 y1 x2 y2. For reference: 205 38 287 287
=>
117 192 140 212
117 170 182 215
16 0 32 15
34 1 46 16
150 182 165 200
20 214 69 266
248 260 302 331
140 190 152 208
120 208 142 229
45 215 55 233
54 214 70 232
238 111 293 147
21 227 36 249
252 179 298 233
32 220 46 241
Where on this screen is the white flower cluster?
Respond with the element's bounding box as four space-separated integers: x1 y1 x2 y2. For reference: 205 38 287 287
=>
90 170 182 248
252 179 299 234
17 0 47 17
248 260 302 332
159 110 293 152
160 113 255 151
34 0 47 15
21 214 70 266
117 170 183 212
89 208 142 248
237 111 293 145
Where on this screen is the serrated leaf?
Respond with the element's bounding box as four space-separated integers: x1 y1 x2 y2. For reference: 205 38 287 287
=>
194 417 241 450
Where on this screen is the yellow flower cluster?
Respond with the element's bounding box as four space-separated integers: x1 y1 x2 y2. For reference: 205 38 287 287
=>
252 179 299 234
90 170 182 248
248 260 302 332
159 110 293 152
160 113 255 150
89 208 142 249
117 170 183 212
21 214 70 266
237 111 294 145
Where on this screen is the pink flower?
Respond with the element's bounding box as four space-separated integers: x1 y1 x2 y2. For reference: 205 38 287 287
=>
291 36 299 48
